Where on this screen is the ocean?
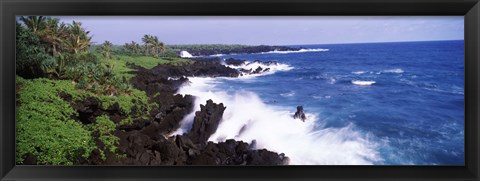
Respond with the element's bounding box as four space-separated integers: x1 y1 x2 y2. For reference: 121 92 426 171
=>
174 40 465 165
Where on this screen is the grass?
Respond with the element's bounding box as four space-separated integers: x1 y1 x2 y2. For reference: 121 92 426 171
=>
98 54 193 80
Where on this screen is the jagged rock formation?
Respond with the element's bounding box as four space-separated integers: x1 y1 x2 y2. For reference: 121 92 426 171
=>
188 100 226 145
293 106 307 122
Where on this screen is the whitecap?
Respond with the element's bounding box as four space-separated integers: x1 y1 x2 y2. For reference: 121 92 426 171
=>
352 71 367 75
352 80 376 86
383 68 404 74
280 91 296 97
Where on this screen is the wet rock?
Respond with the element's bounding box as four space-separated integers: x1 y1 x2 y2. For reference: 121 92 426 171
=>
224 58 245 66
188 100 226 145
252 66 264 74
293 105 307 122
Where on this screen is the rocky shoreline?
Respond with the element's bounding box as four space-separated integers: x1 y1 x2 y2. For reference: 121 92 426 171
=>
39 58 289 165
171 45 302 56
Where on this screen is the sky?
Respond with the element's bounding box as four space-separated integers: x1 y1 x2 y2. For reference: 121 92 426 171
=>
53 16 464 45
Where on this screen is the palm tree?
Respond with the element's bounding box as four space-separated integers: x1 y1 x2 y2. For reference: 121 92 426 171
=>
40 18 68 57
64 21 91 54
151 36 161 57
19 16 46 34
123 42 132 54
100 41 113 59
158 42 165 55
142 34 152 55
133 41 141 54
124 41 141 55
142 35 165 57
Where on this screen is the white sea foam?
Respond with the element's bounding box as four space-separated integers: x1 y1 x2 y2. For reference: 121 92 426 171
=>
383 68 404 74
352 80 376 86
280 91 296 97
173 77 382 165
180 51 194 58
225 61 294 77
260 48 330 54
352 71 367 75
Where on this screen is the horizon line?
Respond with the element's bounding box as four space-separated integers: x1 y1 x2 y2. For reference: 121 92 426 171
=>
99 39 464 46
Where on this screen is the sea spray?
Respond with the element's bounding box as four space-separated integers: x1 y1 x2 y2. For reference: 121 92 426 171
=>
222 60 294 77
173 77 383 165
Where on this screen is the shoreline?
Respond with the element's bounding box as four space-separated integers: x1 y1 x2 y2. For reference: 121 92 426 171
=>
121 57 292 165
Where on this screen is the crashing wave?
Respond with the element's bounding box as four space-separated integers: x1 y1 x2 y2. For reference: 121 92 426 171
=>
173 77 382 165
224 60 294 77
180 51 194 58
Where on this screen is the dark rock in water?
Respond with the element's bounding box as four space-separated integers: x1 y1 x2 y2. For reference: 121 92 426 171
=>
188 100 226 145
224 58 245 66
249 140 257 150
252 66 264 74
154 94 194 135
130 59 239 97
293 106 307 122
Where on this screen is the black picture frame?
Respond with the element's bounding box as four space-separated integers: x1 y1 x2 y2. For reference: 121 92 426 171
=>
1 0 479 180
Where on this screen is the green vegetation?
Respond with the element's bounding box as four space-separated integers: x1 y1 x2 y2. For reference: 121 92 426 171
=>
16 77 96 165
16 21 53 78
98 54 192 80
15 75 154 164
89 115 119 160
99 41 113 60
99 88 153 115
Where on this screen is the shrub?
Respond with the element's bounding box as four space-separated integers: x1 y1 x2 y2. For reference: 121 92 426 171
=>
99 88 152 115
89 115 119 160
16 77 96 165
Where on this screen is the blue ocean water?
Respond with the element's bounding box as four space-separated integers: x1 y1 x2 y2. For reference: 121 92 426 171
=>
179 40 464 165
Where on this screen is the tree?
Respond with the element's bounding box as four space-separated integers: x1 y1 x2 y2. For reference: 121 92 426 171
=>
100 41 113 59
19 16 47 34
141 34 152 56
124 41 141 55
16 21 53 78
40 17 68 57
141 34 165 57
64 21 92 54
